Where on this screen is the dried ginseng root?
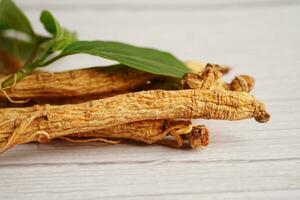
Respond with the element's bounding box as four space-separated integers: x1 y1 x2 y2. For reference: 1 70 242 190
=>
0 89 270 152
229 75 255 92
0 60 230 106
185 60 230 75
0 65 159 104
182 64 255 93
59 120 209 148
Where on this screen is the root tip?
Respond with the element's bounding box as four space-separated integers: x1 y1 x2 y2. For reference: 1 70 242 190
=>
255 111 271 123
254 104 271 123
189 125 209 148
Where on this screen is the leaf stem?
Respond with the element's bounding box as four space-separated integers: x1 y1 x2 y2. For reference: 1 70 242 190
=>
0 53 69 88
41 53 67 66
23 42 38 66
1 63 36 88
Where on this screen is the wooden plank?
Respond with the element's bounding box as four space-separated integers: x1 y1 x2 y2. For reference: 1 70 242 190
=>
0 160 299 199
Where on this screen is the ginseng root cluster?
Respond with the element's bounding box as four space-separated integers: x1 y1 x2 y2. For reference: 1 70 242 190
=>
0 61 270 153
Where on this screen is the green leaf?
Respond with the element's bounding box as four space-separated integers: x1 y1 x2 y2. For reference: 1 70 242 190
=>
0 0 38 69
62 41 189 78
40 10 62 36
40 10 77 51
0 0 34 36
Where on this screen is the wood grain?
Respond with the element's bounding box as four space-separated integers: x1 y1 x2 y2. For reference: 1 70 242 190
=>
1 0 300 199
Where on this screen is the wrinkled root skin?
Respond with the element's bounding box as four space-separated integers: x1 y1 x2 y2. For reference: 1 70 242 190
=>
0 60 230 106
0 60 270 153
0 66 159 103
229 75 255 92
182 64 255 93
0 89 270 152
61 120 209 149
0 119 209 151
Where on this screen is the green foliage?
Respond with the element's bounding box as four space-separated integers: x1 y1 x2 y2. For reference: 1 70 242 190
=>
40 10 77 51
0 0 34 35
0 0 189 88
62 41 188 78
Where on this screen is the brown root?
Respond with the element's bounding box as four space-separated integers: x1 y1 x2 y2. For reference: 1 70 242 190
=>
185 60 230 75
181 64 224 90
58 120 208 148
182 65 256 93
0 89 270 152
59 136 121 144
0 66 159 103
0 74 30 104
158 124 209 148
0 60 231 106
229 75 255 92
0 113 50 153
187 125 209 148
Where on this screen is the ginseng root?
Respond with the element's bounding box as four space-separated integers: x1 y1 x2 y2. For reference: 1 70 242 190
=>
0 65 159 103
0 89 270 152
0 61 230 105
182 64 255 92
59 120 209 148
229 75 255 92
185 60 230 75
0 120 209 149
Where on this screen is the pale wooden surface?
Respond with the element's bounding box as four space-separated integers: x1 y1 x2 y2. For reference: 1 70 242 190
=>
1 0 300 199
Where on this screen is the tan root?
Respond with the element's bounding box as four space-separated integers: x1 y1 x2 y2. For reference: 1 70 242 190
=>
0 59 268 153
0 89 270 152
0 119 209 151
182 64 224 90
182 64 255 93
0 74 30 104
185 60 230 75
61 120 209 148
0 66 159 103
0 60 229 105
229 75 255 92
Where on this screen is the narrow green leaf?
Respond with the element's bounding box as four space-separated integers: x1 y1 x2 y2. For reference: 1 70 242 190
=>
0 0 34 36
40 10 62 36
0 0 38 68
40 10 77 52
62 41 189 78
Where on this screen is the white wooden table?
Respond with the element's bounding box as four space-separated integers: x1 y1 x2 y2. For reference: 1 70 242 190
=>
1 0 300 199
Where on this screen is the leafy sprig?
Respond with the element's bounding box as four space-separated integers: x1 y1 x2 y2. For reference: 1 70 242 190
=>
0 0 190 88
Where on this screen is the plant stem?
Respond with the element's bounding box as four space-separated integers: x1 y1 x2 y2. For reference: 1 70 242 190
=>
23 42 39 66
0 53 66 88
1 64 36 88
41 54 66 66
